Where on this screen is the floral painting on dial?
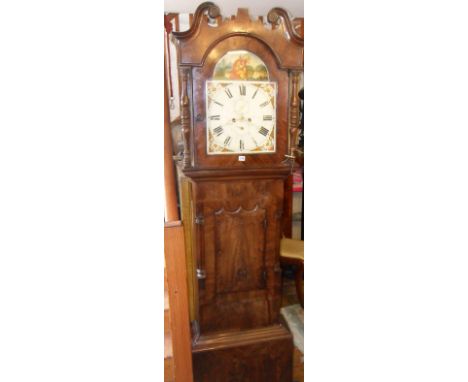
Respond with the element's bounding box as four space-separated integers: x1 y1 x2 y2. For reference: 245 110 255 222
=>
213 50 269 81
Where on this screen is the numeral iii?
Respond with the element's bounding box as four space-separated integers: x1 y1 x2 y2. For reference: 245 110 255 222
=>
259 127 269 136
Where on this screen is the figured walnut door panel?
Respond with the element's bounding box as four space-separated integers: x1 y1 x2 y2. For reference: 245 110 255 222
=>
193 179 285 332
214 206 266 294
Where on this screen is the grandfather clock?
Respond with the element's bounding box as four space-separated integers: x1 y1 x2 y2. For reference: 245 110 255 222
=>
172 3 303 381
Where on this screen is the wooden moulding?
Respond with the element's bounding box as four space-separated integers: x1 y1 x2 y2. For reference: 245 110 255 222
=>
192 324 291 353
172 2 304 70
192 324 293 382
182 166 291 181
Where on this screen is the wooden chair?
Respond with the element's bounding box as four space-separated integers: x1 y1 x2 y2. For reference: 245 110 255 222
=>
280 238 304 308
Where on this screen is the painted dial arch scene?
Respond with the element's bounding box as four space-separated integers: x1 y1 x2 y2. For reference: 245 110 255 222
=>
206 80 277 155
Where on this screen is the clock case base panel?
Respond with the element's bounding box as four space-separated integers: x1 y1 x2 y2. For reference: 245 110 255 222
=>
192 324 293 382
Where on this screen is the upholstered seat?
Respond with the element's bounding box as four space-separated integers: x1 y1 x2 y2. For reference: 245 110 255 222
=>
280 238 304 261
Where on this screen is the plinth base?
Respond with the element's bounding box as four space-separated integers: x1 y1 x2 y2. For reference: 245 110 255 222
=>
192 324 293 382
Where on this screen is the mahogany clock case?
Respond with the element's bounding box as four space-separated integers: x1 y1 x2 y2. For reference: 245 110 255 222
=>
171 3 303 382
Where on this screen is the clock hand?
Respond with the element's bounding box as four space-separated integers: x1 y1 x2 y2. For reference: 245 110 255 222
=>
244 119 266 147
245 130 259 147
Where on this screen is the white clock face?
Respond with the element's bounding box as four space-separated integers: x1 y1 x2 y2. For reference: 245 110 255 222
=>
206 80 276 154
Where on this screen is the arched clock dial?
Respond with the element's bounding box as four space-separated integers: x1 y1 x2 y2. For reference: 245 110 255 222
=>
206 80 277 154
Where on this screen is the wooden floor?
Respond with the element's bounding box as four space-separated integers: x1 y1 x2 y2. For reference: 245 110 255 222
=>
164 276 304 382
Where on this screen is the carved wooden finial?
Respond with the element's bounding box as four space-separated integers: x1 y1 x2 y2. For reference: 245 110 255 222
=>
236 8 251 22
207 3 220 19
267 7 303 44
267 9 280 25
195 2 220 24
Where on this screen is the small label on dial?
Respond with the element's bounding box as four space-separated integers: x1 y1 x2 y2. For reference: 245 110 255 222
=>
238 155 246 162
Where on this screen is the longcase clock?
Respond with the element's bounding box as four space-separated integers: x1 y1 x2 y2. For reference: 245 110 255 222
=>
172 3 303 381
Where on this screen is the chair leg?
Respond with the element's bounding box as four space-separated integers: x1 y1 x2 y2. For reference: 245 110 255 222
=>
295 262 304 308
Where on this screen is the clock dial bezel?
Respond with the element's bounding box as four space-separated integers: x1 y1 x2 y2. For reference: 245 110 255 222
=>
205 80 277 155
